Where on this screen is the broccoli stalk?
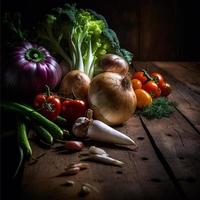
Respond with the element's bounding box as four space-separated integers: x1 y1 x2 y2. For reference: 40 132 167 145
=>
67 10 106 77
85 38 93 76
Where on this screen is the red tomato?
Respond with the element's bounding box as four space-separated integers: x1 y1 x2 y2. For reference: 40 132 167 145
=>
34 94 61 120
132 71 148 84
62 100 87 123
142 80 161 98
160 82 172 97
150 72 165 88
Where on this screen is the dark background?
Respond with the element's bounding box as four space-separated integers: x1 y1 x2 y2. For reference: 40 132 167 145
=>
1 0 200 61
1 0 200 199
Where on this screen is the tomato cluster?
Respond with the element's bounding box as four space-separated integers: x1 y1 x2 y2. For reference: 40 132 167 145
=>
131 70 172 108
149 72 171 97
34 89 87 124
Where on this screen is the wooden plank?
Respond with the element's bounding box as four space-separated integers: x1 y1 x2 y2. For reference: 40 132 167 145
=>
139 0 180 60
133 62 200 199
22 116 182 200
139 110 200 200
17 62 200 200
119 117 183 200
152 62 200 94
134 61 200 133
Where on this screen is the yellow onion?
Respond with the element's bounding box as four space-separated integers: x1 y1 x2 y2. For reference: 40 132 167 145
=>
58 70 90 100
96 54 129 76
88 72 137 126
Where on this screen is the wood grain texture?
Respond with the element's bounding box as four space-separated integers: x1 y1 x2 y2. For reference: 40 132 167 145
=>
152 62 200 94
140 112 200 200
139 0 178 60
8 61 200 200
133 61 200 199
2 0 200 60
22 116 182 200
134 61 200 132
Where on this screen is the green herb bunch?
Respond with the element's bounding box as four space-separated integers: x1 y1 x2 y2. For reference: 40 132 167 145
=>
138 97 177 119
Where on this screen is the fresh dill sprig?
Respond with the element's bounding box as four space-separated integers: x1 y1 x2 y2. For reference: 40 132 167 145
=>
138 97 177 119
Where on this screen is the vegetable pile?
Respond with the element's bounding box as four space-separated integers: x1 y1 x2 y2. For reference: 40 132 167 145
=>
131 69 175 119
2 3 176 178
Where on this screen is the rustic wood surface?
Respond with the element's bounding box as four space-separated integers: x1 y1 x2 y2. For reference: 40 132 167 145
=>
18 62 200 200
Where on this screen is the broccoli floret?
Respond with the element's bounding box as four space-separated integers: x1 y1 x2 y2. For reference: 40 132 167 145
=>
119 48 134 65
52 3 77 24
86 9 109 28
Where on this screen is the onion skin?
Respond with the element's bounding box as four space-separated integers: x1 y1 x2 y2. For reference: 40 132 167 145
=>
97 54 129 76
4 42 62 97
58 70 90 100
88 72 137 126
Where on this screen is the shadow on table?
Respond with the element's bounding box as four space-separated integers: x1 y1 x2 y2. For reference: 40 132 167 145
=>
1 111 23 200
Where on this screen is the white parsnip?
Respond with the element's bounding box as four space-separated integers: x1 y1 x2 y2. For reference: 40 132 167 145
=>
88 120 136 146
73 117 137 147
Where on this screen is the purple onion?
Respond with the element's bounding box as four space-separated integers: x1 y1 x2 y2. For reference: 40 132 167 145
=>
4 42 62 97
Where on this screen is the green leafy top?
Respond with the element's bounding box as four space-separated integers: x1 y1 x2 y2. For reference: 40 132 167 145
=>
35 3 133 78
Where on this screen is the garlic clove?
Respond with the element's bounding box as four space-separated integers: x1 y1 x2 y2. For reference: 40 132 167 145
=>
79 185 91 196
66 163 89 170
63 180 75 186
64 167 80 175
89 146 109 156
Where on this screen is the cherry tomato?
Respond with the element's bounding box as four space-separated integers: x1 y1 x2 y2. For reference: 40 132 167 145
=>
132 71 148 84
34 94 61 120
142 80 161 98
135 89 152 109
150 72 165 88
131 79 142 90
62 100 87 124
160 82 172 96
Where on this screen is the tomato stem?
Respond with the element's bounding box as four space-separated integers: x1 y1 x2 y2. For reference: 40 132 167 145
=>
43 85 55 112
142 69 153 82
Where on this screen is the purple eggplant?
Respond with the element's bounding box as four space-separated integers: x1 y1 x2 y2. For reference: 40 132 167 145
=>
4 42 62 97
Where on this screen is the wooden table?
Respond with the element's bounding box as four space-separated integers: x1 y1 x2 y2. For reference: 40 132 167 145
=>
16 62 200 199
